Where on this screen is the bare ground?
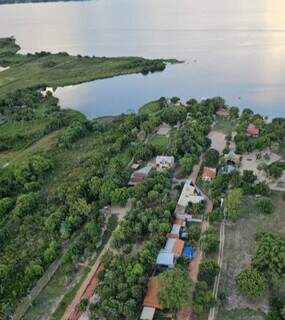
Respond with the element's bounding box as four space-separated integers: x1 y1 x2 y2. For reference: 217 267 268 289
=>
208 131 226 154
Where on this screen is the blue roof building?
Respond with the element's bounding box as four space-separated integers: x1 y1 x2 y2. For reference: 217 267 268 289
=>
183 246 194 259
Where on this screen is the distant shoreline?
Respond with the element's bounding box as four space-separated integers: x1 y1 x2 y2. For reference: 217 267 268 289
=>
0 0 87 5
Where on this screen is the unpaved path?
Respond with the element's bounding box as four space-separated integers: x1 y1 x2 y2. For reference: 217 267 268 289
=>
208 219 225 320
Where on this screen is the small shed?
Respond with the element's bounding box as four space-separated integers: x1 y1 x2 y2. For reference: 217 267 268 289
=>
202 167 217 182
246 125 259 137
140 307 156 320
183 246 194 259
155 156 175 171
129 165 152 185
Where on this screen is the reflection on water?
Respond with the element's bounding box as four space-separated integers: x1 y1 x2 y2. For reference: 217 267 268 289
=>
0 0 285 118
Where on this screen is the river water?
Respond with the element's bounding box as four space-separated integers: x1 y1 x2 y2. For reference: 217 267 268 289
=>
0 0 285 118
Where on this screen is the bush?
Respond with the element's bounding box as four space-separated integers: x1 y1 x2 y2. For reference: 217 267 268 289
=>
188 224 201 242
256 197 274 214
203 148 220 168
209 208 224 223
0 197 15 217
236 268 267 298
192 281 215 314
12 192 39 217
198 260 220 287
200 228 219 254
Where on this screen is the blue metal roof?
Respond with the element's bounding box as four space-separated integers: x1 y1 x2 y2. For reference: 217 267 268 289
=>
183 246 194 258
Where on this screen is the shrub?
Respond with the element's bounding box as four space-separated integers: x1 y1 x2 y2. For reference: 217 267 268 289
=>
188 224 201 242
198 260 220 287
256 197 274 214
203 148 220 168
192 281 215 313
236 268 267 298
200 228 219 254
209 208 224 223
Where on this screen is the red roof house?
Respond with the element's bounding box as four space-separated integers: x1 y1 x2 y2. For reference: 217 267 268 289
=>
202 167 217 181
143 277 161 309
246 126 260 137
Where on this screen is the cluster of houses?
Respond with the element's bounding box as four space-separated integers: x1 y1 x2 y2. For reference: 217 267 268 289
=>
140 177 204 320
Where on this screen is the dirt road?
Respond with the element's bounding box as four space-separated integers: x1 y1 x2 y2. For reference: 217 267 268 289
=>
208 219 225 320
61 203 130 320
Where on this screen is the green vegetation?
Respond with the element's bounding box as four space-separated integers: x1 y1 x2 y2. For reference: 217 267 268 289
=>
218 192 285 320
198 260 220 287
139 99 165 115
225 188 243 220
192 281 215 314
0 37 174 96
200 227 219 254
158 268 192 312
0 97 168 317
234 108 285 154
203 148 220 168
236 268 267 298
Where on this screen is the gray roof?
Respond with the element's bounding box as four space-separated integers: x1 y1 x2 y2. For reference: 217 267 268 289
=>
156 250 175 267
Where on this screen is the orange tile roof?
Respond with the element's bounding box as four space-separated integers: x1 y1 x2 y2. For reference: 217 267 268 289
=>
246 127 259 136
172 239 185 257
174 218 185 225
202 167 217 179
143 277 161 309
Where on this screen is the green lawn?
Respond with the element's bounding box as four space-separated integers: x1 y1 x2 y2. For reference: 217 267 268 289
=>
149 135 169 148
217 193 285 320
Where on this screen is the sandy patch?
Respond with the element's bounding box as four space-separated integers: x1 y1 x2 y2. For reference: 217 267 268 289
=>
240 150 281 183
208 130 226 154
156 122 172 137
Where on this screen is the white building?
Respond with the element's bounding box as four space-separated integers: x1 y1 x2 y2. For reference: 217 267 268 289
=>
177 179 204 207
156 250 176 268
155 156 175 171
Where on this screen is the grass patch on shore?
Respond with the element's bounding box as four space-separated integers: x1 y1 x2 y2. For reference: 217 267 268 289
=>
0 38 174 96
138 100 163 115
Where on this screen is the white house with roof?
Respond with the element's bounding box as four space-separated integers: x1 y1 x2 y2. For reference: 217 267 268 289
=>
155 156 175 171
177 179 204 207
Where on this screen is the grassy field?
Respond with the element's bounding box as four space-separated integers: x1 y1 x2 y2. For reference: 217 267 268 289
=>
218 193 285 320
0 38 174 96
0 129 63 168
23 264 89 320
149 135 169 149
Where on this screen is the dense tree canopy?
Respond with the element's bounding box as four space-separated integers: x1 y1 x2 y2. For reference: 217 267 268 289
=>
158 268 192 311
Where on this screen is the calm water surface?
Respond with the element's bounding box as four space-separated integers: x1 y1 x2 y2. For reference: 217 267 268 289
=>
0 0 285 118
